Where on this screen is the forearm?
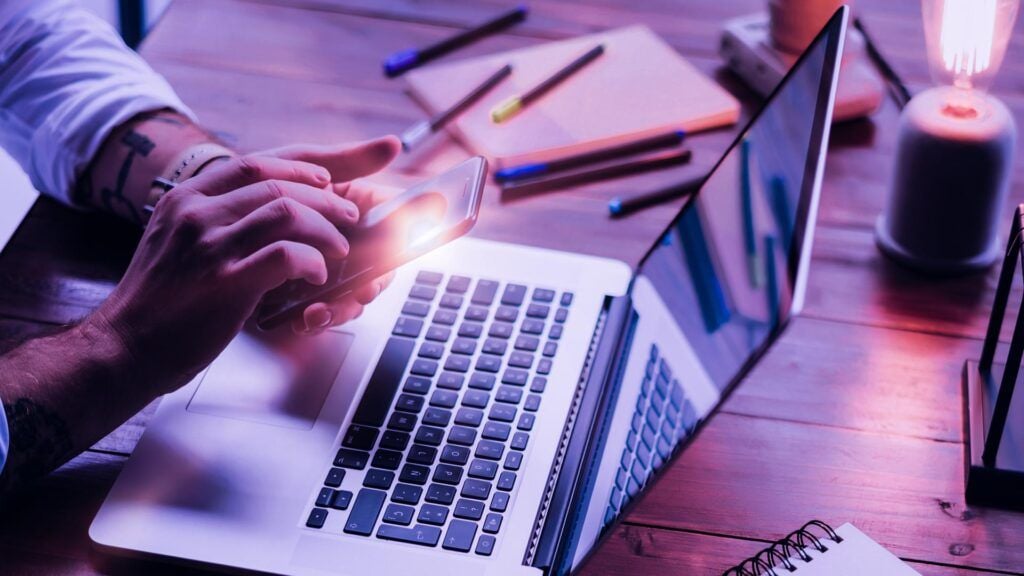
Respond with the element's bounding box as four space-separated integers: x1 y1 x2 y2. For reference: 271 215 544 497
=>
0 315 155 496
74 109 224 224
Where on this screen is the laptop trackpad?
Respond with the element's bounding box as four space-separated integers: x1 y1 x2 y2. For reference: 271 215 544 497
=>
187 330 354 430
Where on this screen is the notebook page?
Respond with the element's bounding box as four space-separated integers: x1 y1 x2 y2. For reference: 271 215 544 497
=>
762 524 920 576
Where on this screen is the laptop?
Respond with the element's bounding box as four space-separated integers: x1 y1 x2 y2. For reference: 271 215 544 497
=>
90 8 846 575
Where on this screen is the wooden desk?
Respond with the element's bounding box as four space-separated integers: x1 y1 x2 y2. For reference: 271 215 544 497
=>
2 1 1023 574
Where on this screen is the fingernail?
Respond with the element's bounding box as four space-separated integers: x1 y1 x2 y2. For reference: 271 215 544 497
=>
316 170 331 185
308 308 333 330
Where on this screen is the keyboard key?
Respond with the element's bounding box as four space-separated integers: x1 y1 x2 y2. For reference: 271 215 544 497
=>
410 359 438 377
306 508 328 529
440 293 464 309
526 303 550 319
537 359 553 375
497 471 517 491
489 404 517 422
491 492 510 512
384 503 415 525
324 467 345 487
316 487 334 507
488 322 514 339
482 338 508 356
393 316 424 338
415 426 445 446
441 444 470 465
371 450 402 470
387 412 417 432
426 483 456 505
482 421 511 441
446 275 471 293
392 483 422 505
501 369 528 386
549 324 563 340
407 444 438 465
455 407 484 427
543 342 558 357
533 288 555 302
504 452 523 471
418 342 444 360
418 503 449 526
380 430 411 451
433 463 464 485
483 512 503 533
443 519 479 552
445 355 471 373
334 449 369 470
377 523 441 547
496 386 523 404
514 335 540 351
353 337 415 427
476 355 502 373
437 372 465 390
476 440 505 460
451 337 476 355
330 489 353 510
433 309 458 326
422 407 451 427
501 284 527 306
448 426 478 446
524 394 541 412
409 285 437 301
399 464 430 485
476 534 496 556
396 393 425 413
510 432 529 451
471 280 499 305
530 377 547 393
425 325 451 342
342 425 379 451
560 292 574 306
403 376 431 395
343 489 387 536
521 319 545 334
401 301 430 318
509 352 534 369
458 322 484 338
462 478 492 500
495 306 519 322
430 390 459 408
469 458 499 479
518 413 536 431
555 308 569 323
469 372 496 390
417 271 443 285
465 306 489 321
453 500 484 521
462 390 490 408
364 468 395 490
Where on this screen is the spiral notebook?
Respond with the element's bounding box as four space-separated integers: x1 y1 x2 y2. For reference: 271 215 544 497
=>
723 521 920 575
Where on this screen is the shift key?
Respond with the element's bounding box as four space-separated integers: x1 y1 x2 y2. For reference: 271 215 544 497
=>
343 488 387 536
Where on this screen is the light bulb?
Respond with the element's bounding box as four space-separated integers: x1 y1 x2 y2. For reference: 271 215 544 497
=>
922 0 1019 114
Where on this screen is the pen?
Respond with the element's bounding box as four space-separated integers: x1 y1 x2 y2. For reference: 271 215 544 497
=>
607 173 704 218
501 148 691 200
491 43 605 123
853 17 912 109
401 64 513 151
383 5 528 78
740 139 764 288
494 130 686 182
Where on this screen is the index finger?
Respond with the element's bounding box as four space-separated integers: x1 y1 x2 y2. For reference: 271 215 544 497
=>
181 155 331 196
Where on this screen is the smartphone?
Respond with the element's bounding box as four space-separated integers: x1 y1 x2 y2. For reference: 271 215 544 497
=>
256 156 487 330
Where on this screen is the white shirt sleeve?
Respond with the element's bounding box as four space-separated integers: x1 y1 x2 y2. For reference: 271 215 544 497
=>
0 0 195 205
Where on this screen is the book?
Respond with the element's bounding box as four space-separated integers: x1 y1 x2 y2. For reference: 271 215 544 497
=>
405 25 740 168
723 521 920 575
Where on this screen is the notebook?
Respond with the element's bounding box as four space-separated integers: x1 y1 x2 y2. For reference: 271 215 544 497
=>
405 25 740 168
723 521 921 575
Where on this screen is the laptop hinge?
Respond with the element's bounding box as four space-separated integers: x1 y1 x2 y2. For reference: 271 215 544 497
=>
527 294 636 573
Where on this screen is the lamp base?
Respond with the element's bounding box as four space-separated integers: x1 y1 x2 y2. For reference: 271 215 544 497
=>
876 215 999 274
962 360 1024 511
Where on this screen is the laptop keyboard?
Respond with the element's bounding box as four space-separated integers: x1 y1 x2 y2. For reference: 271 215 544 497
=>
306 270 574 557
603 343 699 527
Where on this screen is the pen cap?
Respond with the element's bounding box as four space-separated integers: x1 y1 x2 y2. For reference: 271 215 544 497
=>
400 120 433 151
383 49 420 77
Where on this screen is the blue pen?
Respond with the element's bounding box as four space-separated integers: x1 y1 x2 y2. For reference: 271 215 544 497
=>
383 6 528 78
496 129 686 182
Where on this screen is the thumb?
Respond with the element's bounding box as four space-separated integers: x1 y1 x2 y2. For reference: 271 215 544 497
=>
266 136 401 182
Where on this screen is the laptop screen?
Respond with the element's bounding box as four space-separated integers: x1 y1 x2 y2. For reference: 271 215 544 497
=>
563 10 843 571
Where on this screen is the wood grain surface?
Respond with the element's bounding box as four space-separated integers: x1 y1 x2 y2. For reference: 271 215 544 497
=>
2 0 1023 574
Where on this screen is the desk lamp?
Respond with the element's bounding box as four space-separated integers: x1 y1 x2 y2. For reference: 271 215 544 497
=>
876 0 1018 274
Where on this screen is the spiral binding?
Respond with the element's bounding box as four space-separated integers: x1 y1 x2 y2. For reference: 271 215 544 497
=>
722 520 844 576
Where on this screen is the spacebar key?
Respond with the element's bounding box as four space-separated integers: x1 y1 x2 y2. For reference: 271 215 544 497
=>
352 337 415 427
343 489 387 536
377 524 442 547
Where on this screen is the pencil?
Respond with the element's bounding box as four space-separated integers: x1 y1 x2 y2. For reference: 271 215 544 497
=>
491 44 605 123
401 64 513 151
383 5 528 77
607 173 704 218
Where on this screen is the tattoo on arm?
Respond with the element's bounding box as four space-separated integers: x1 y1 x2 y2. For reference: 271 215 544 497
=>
99 130 155 225
0 398 74 493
